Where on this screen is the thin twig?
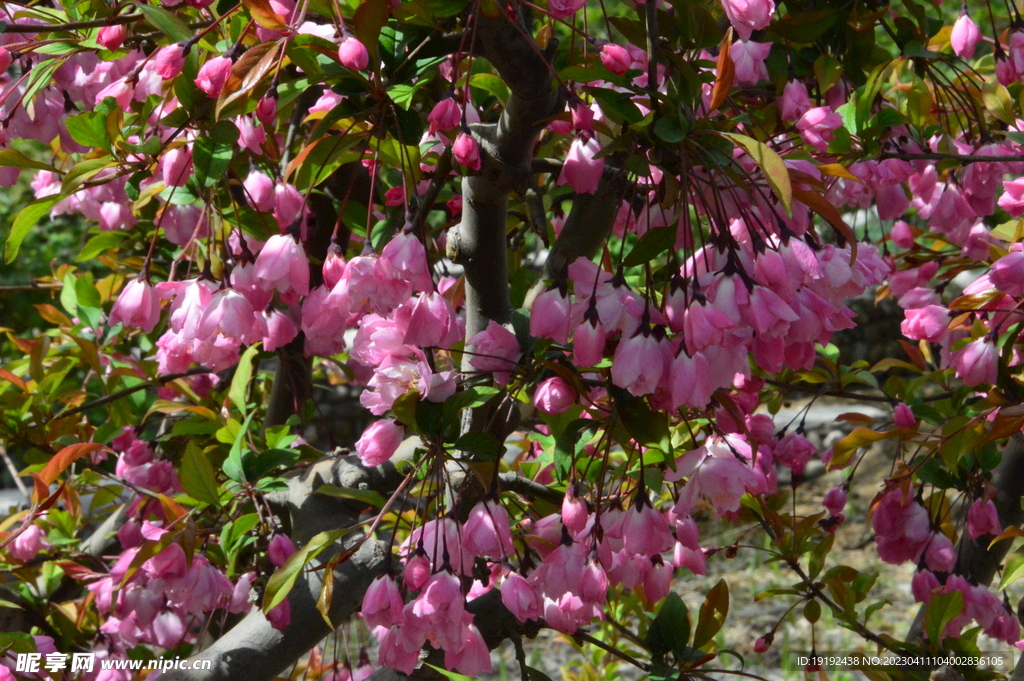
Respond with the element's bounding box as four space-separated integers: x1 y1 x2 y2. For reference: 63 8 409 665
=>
573 631 651 672
50 368 210 422
877 152 1024 163
2 14 144 33
0 282 63 293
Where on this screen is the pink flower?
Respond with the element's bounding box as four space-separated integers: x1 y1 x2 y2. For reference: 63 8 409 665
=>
162 145 193 187
274 182 305 228
612 327 667 396
380 231 434 292
967 499 1001 540
396 292 462 349
261 309 299 351
229 572 256 613
361 574 405 629
900 305 949 342
573 309 606 367
561 486 589 536
110 278 162 333
558 136 604 194
95 78 134 109
998 178 1024 217
951 12 981 59
669 350 714 409
924 532 956 572
534 377 576 414
822 485 847 516
796 106 843 151
195 56 233 98
467 321 521 385
197 288 256 342
428 98 461 135
356 419 404 466
98 24 129 50
621 497 675 557
444 622 491 677
753 634 773 653
268 534 296 568
453 132 481 170
548 0 585 20
991 252 1024 296
894 403 916 429
462 499 515 558
600 44 631 75
254 234 311 297
774 433 817 476
952 338 998 386
256 94 278 124
500 571 542 622
7 523 49 562
721 0 775 41
384 186 405 206
0 48 11 74
531 287 572 343
267 598 291 631
730 39 771 87
244 170 276 212
778 80 811 121
338 37 369 71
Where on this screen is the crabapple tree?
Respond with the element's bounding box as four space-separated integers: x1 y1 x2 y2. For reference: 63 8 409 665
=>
4 0 1024 679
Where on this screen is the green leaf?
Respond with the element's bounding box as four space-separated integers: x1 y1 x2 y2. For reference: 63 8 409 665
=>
553 418 599 482
264 528 346 612
692 579 729 649
180 441 221 505
314 484 386 507
622 227 676 267
999 550 1024 590
924 589 963 644
230 344 260 416
645 592 690 662
78 232 128 262
193 121 239 189
134 2 193 41
425 665 476 681
721 132 793 218
454 432 505 460
6 196 60 264
0 149 58 172
611 387 672 456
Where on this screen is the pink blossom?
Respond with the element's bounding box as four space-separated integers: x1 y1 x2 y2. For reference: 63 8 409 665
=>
612 327 667 396
534 377 576 414
268 534 296 568
548 0 586 20
98 24 129 50
796 106 843 151
894 403 916 429
573 313 606 367
952 337 998 386
274 182 305 229
561 486 589 536
754 635 773 653
338 37 369 71
444 622 491 677
999 178 1024 217
428 98 461 135
197 288 256 342
558 136 604 194
362 574 405 629
951 12 981 59
0 48 11 74
244 170 276 212
669 350 714 409
360 352 456 414
968 499 1001 540
778 80 811 121
721 0 775 41
356 419 404 466
162 145 193 187
900 305 949 342
924 532 956 572
822 485 847 516
381 231 434 292
95 78 134 109
254 234 311 297
453 132 481 170
261 309 299 351
256 94 278 124
462 499 515 558
599 44 631 75
621 497 675 557
467 321 521 385
267 598 291 631
730 39 771 87
501 571 543 622
531 287 572 343
110 277 162 333
229 572 256 613
395 292 462 349
7 523 49 562
154 44 186 80
195 56 233 98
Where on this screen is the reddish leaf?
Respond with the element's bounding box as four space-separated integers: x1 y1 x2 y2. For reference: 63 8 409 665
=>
0 368 27 392
39 443 111 485
242 0 287 30
709 29 733 112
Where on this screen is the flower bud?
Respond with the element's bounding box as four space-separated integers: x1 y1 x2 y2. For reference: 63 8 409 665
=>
98 24 129 50
753 633 773 654
154 44 186 80
338 36 369 71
